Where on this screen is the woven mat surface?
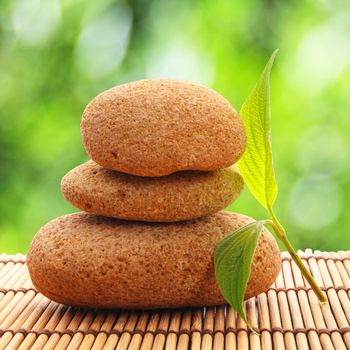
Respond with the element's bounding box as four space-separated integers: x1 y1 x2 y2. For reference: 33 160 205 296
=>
0 251 350 350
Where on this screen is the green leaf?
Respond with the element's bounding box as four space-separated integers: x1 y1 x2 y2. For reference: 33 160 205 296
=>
214 221 264 327
238 49 279 210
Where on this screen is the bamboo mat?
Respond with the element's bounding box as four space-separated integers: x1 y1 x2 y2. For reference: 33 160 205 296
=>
0 251 350 350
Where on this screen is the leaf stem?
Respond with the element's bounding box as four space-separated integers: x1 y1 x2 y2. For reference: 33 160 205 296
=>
267 209 327 305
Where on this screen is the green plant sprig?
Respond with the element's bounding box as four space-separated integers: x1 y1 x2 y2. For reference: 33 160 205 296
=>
214 49 327 328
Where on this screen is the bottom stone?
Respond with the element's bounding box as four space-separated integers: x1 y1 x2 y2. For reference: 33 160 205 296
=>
27 211 281 309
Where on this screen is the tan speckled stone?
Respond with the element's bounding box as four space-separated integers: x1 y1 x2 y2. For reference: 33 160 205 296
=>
80 79 246 176
61 160 244 222
27 211 281 309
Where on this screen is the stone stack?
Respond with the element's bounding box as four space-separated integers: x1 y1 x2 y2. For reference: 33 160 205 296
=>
27 79 281 309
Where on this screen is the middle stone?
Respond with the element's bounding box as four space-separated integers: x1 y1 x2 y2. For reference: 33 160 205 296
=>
61 160 244 222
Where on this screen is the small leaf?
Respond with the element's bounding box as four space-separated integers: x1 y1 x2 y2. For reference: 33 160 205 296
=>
238 49 279 210
214 221 264 327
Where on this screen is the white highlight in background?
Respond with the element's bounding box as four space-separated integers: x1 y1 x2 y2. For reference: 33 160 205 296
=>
11 0 61 46
74 2 132 79
287 174 342 230
296 126 348 176
288 14 350 93
146 41 214 86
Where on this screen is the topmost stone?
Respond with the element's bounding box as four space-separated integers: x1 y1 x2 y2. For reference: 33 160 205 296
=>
81 79 246 177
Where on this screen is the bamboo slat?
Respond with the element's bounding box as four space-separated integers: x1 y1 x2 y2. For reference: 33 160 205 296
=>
0 251 349 349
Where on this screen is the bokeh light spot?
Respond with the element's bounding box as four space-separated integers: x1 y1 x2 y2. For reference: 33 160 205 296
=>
287 174 342 230
11 0 61 46
296 126 348 175
74 2 132 79
146 42 214 85
290 14 350 92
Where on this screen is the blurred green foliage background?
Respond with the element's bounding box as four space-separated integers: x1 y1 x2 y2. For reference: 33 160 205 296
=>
0 0 350 253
